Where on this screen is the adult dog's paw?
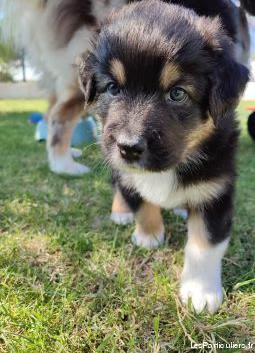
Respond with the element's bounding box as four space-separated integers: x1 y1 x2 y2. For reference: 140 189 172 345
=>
54 161 90 175
71 148 82 158
180 277 223 314
50 157 90 175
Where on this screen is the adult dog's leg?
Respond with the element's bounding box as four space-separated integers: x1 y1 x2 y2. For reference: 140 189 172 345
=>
46 94 82 159
47 92 90 175
180 191 233 313
44 94 57 122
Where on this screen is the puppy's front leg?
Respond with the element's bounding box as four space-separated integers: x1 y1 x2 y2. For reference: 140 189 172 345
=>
132 201 165 249
180 195 233 313
113 185 165 249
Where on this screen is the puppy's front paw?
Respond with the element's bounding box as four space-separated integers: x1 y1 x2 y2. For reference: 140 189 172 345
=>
132 231 165 249
110 212 134 225
180 277 223 314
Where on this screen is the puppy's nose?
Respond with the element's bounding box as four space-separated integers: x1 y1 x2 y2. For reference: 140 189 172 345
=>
117 138 146 162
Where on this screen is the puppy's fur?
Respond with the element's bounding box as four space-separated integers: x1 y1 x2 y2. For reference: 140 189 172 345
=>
1 0 126 175
79 0 249 313
240 0 255 16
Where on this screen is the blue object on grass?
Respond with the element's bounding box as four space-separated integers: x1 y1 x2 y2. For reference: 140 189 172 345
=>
35 118 48 141
71 117 98 145
29 112 43 124
35 117 98 145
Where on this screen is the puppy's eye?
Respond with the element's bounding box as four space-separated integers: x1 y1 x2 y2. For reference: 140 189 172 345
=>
106 82 120 96
168 87 187 102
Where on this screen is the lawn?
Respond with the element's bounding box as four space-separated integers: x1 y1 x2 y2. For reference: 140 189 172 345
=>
0 99 254 353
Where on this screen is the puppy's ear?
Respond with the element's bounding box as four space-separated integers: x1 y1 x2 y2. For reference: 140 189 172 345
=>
209 53 249 122
77 52 97 105
196 16 249 122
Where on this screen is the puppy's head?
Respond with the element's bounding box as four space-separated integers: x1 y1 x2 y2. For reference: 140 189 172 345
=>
79 0 249 172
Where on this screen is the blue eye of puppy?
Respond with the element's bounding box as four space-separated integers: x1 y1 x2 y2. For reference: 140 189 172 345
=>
168 87 187 102
107 82 120 96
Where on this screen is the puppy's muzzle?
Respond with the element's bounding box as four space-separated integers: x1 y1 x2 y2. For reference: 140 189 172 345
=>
117 138 146 162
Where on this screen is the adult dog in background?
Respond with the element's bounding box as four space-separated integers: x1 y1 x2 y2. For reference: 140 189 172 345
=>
1 0 126 175
78 0 252 313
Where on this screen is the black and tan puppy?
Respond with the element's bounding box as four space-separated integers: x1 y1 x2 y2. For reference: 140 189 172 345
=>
79 0 249 313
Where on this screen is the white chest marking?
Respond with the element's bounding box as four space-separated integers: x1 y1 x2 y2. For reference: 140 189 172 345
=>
121 170 227 209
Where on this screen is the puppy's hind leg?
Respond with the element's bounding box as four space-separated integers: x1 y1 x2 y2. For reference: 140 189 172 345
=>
47 92 90 175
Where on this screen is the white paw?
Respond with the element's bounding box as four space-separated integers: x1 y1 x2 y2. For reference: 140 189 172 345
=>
63 161 90 175
132 231 165 249
110 212 134 225
50 156 90 175
180 277 223 314
71 148 82 158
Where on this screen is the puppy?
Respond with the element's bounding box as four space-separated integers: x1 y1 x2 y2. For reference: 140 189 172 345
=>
1 0 126 175
79 0 249 313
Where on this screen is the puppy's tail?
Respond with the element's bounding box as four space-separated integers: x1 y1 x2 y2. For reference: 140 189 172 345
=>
240 0 255 16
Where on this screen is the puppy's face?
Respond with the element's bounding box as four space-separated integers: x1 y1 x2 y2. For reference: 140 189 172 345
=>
79 0 248 172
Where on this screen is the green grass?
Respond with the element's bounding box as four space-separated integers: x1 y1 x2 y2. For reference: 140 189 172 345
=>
0 99 255 353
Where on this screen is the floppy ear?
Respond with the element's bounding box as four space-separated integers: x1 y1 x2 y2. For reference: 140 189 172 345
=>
209 52 249 123
240 0 255 16
195 16 249 122
77 52 97 106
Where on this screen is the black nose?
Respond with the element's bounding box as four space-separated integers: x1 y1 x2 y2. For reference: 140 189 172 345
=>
117 138 146 162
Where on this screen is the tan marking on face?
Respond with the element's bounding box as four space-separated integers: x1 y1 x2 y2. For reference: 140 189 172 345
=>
110 59 126 85
182 84 198 100
112 188 131 214
187 210 211 250
135 201 164 235
185 115 215 152
160 63 181 90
